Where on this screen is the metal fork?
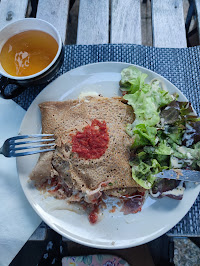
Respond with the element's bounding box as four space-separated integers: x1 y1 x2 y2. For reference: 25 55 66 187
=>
0 134 55 157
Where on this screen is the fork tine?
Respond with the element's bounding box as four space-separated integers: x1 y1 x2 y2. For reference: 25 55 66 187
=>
12 138 55 145
13 143 55 151
9 134 54 141
14 148 55 157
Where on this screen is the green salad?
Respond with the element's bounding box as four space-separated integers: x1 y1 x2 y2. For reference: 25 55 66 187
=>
120 66 200 189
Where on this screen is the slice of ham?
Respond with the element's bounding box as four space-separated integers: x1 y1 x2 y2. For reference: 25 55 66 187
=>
120 192 146 215
150 179 185 200
84 181 111 204
67 181 111 204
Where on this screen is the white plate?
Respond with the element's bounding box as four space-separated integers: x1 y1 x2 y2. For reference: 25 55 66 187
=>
17 62 200 249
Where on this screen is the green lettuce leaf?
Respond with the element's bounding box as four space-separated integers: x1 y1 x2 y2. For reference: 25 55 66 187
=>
169 142 200 169
154 140 173 155
191 142 200 168
124 91 161 126
132 159 163 189
119 66 147 94
131 124 158 150
163 125 183 145
123 72 174 127
142 144 170 168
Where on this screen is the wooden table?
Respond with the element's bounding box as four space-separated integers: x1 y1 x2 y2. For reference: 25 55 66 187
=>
0 0 199 48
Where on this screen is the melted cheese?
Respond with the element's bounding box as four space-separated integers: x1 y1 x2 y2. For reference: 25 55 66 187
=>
78 91 99 100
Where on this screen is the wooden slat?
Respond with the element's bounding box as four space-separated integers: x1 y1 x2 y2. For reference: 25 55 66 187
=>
77 0 109 45
151 0 187 48
0 0 28 30
111 0 142 44
194 0 200 43
36 0 70 43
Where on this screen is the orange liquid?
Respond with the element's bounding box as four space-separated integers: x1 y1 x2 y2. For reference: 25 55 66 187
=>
0 30 58 77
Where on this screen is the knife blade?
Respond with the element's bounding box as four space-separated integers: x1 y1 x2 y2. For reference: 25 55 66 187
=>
155 169 200 183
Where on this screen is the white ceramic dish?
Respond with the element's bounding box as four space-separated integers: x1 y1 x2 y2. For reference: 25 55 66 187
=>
17 62 200 249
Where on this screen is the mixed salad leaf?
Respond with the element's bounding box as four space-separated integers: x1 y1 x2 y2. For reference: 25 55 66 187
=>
120 66 200 191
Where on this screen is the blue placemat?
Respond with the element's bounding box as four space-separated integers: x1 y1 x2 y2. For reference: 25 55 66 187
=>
13 44 200 237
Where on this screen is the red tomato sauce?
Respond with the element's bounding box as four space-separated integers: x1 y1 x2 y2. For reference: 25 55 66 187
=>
72 119 109 159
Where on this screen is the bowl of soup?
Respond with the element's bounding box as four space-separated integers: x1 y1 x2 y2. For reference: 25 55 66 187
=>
0 18 64 99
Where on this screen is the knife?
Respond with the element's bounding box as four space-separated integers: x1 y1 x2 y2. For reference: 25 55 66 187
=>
155 169 200 183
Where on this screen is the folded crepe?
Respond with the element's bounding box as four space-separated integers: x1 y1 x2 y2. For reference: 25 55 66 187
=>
30 96 145 203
